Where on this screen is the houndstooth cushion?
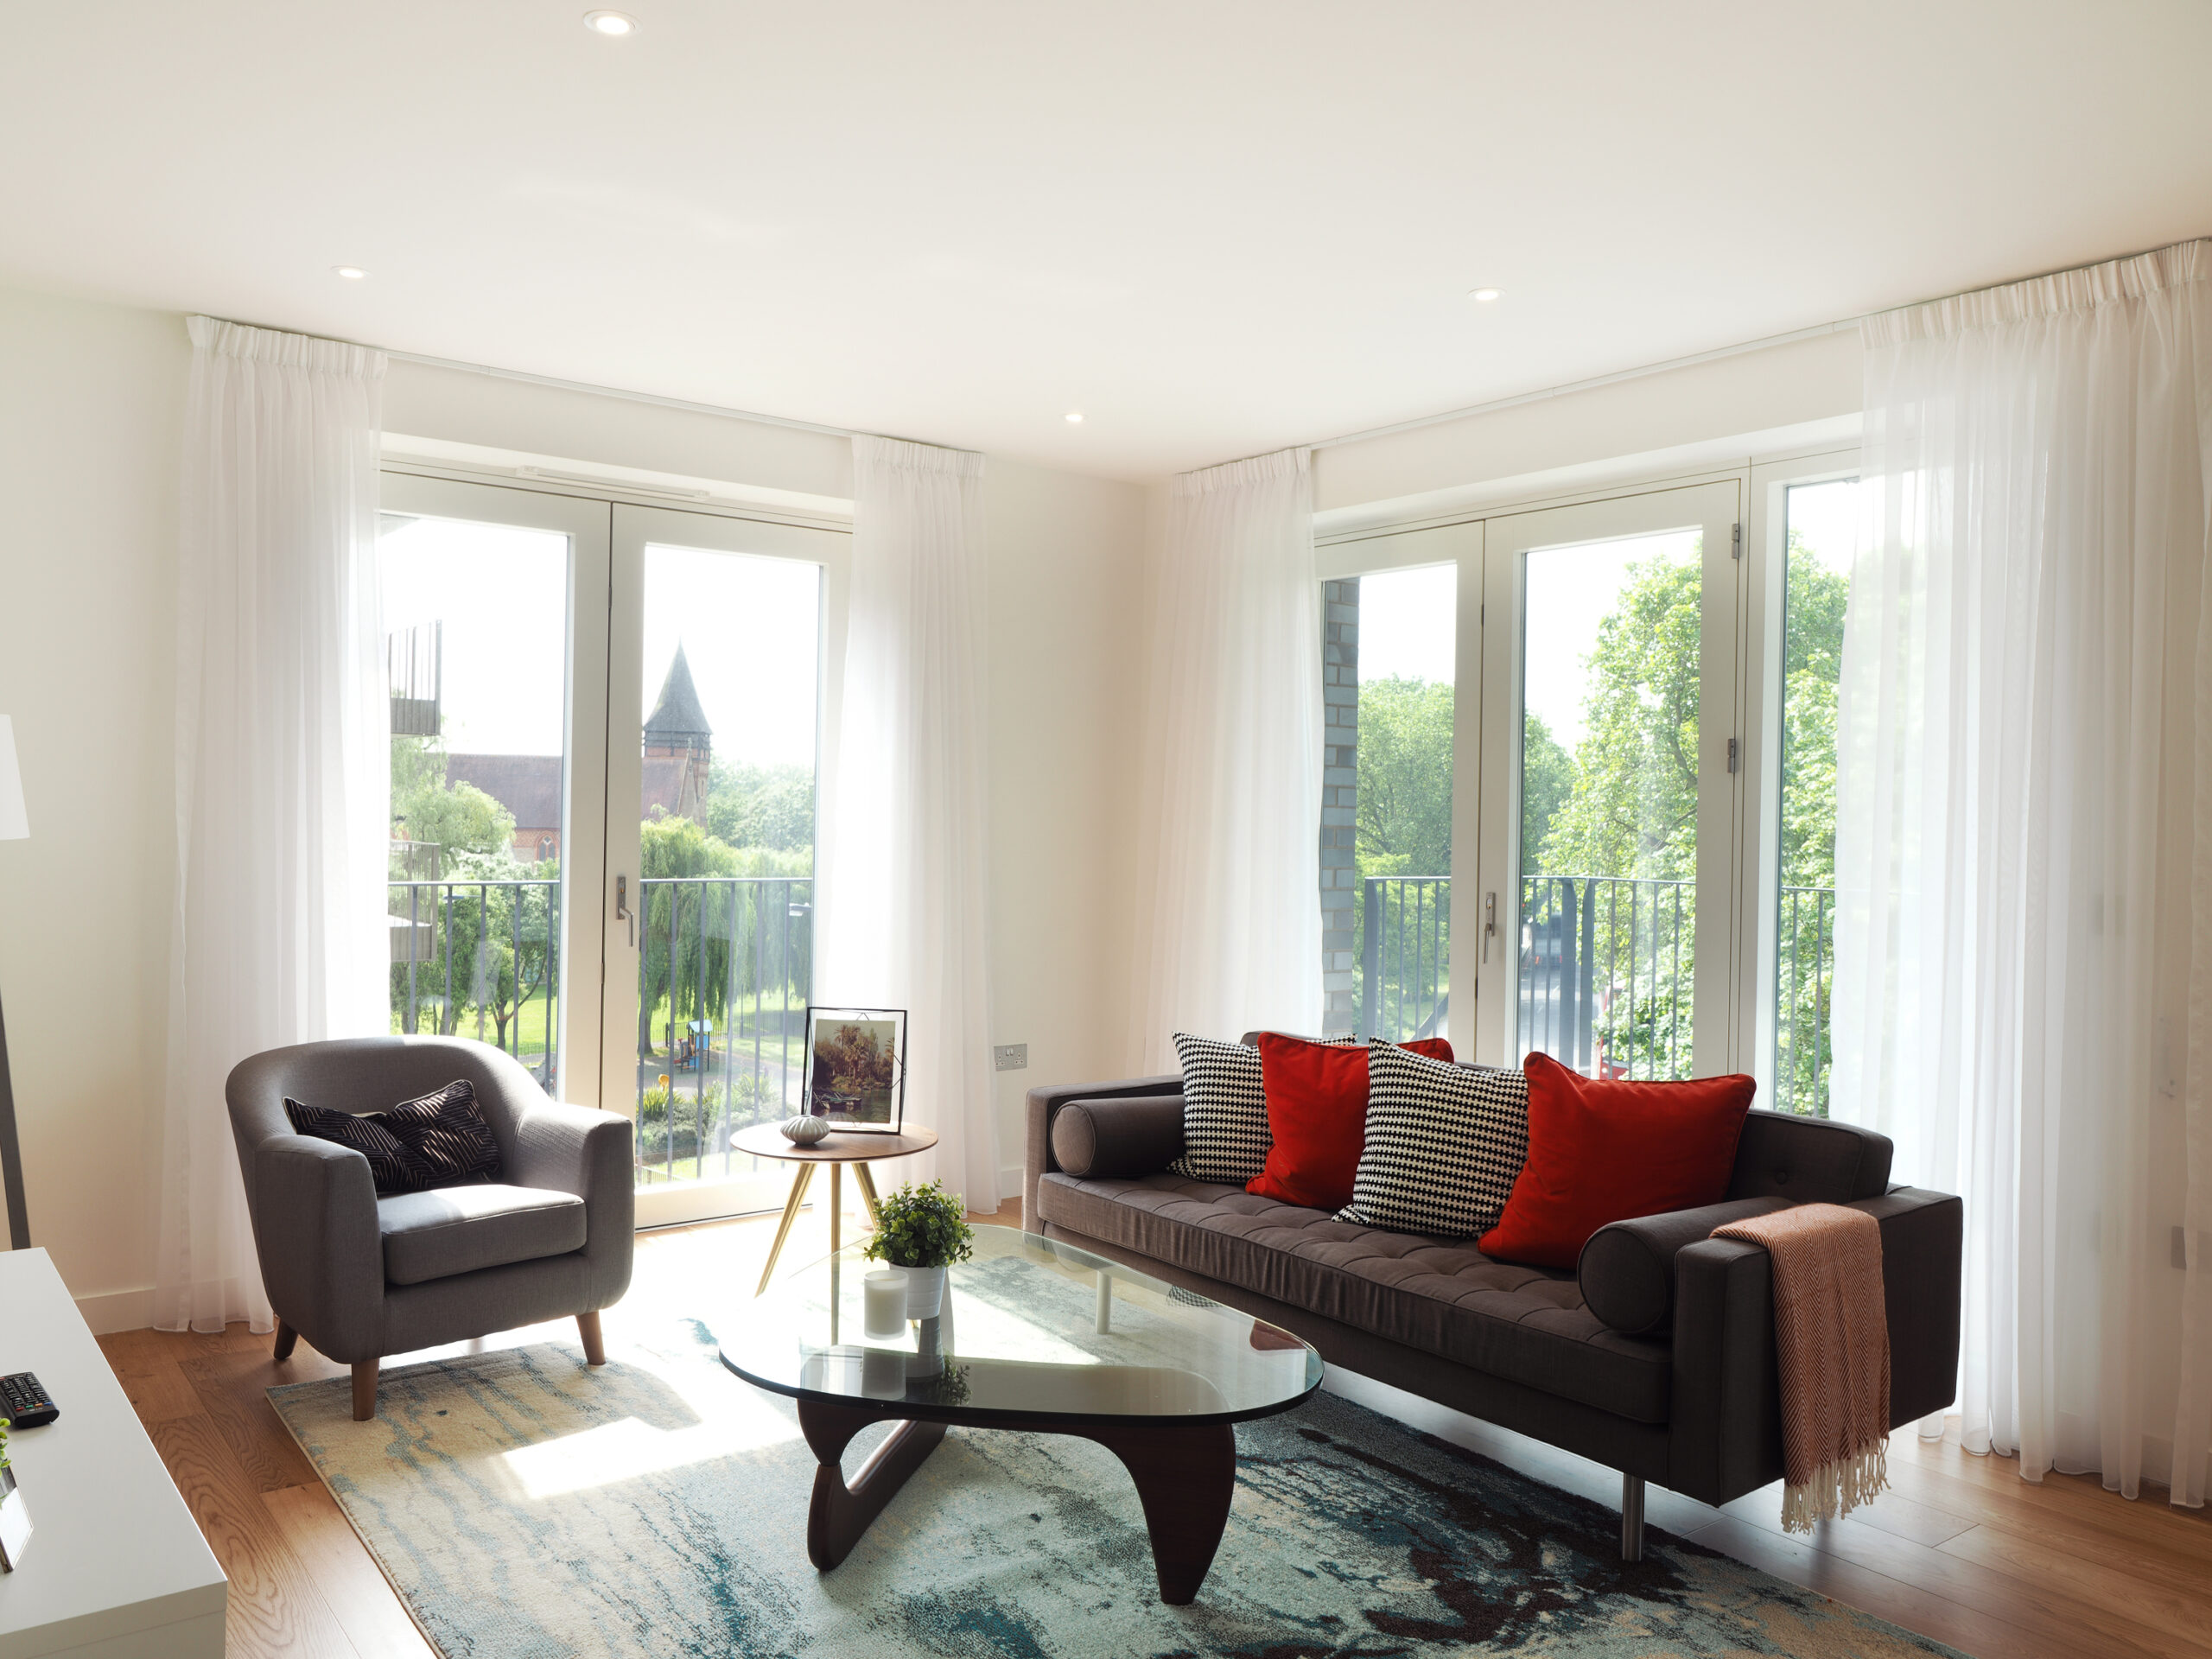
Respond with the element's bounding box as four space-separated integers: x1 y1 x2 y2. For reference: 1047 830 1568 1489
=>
1338 1041 1529 1239
1165 1033 1355 1185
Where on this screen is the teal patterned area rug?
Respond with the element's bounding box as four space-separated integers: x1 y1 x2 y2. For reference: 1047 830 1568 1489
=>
270 1322 1962 1658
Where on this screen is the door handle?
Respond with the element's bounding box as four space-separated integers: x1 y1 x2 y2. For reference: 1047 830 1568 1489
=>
615 874 633 947
1484 892 1497 963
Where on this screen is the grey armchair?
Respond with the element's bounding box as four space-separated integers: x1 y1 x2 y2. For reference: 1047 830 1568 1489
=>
226 1036 634 1420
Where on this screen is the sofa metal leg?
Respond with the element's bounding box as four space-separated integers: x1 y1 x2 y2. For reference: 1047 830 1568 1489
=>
577 1310 607 1366
1620 1473 1645 1562
272 1319 299 1362
351 1360 378 1422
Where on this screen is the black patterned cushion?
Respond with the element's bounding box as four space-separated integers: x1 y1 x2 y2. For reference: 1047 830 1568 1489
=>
1166 1033 1357 1186
283 1097 435 1196
283 1079 502 1197
384 1079 503 1188
1337 1042 1529 1239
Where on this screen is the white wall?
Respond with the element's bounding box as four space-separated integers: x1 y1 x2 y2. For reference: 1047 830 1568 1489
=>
982 461 1145 1188
0 283 1146 1320
1313 330 1864 524
0 286 188 1327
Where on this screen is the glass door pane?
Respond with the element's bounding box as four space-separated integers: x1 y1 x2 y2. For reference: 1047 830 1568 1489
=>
377 475 611 1103
1343 565 1456 1044
1770 480 1857 1114
1473 481 1740 1075
608 505 849 1225
1516 527 1703 1077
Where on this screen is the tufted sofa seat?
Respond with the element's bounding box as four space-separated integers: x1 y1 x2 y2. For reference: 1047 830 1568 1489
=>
1025 1048 1963 1556
1039 1171 1670 1421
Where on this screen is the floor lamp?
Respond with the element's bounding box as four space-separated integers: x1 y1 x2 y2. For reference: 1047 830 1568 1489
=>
0 716 28 1249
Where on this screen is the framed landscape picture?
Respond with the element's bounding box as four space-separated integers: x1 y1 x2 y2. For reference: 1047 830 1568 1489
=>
802 1007 907 1134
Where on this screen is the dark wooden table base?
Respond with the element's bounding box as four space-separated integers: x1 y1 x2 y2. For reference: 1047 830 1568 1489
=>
797 1398 1239 1605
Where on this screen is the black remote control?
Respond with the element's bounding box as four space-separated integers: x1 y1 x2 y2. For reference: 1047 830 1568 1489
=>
0 1372 56 1428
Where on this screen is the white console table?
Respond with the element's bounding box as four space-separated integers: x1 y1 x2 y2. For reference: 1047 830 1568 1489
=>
0 1249 226 1658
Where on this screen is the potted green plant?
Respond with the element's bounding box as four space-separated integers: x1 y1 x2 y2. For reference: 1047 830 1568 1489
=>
862 1179 975 1319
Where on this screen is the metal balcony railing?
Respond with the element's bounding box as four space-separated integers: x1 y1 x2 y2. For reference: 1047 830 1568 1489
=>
389 877 562 1084
1357 870 1838 1111
1358 875 1451 1043
1774 883 1835 1116
1518 874 1693 1081
633 875 812 1185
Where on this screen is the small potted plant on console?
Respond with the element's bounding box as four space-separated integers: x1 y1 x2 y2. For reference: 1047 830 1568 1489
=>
862 1179 975 1319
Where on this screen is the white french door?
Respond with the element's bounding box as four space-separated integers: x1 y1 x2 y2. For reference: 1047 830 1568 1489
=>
378 474 614 1102
1466 480 1743 1075
377 472 849 1227
607 504 849 1228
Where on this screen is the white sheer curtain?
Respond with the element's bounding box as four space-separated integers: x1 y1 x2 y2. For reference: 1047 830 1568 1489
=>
1128 448 1322 1071
155 317 389 1334
1832 242 2212 1498
816 435 998 1207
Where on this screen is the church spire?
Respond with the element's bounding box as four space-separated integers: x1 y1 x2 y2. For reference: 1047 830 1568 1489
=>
645 642 712 743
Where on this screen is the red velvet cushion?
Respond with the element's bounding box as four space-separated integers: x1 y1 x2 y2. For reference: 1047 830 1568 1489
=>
1247 1033 1453 1211
1477 1052 1756 1268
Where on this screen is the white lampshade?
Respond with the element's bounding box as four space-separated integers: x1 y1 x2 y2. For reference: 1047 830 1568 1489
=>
0 716 26 841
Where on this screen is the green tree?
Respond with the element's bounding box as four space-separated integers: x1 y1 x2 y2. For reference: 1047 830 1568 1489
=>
389 735 516 861
1778 536 1848 891
389 735 533 1048
1518 714 1574 877
1774 532 1850 1113
1533 551 1703 1078
636 817 812 1065
1539 554 1702 882
705 760 816 855
1354 677 1453 878
1351 676 1453 1038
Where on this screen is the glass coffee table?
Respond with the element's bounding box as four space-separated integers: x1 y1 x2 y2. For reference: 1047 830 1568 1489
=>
715 1225 1323 1605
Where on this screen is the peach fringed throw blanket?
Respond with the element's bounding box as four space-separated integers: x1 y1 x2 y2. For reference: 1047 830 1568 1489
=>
1712 1202 1890 1532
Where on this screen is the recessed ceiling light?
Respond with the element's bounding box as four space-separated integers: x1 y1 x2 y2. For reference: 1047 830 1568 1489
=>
583 10 638 35
333 266 367 281
1065 411 1084 424
1469 286 1503 302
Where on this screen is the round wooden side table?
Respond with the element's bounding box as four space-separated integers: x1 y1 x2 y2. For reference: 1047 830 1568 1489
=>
731 1122 939 1296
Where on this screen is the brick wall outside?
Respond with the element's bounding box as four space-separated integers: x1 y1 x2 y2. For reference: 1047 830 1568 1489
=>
1321 578 1359 1035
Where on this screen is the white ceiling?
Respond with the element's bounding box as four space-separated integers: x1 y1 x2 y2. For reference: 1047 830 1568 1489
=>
7 2 2212 480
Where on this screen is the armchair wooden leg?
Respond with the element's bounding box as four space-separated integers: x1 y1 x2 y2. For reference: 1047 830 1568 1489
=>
351 1360 378 1422
272 1319 299 1362
577 1310 607 1366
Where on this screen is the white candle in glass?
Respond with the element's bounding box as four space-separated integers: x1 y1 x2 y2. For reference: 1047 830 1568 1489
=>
863 1270 909 1339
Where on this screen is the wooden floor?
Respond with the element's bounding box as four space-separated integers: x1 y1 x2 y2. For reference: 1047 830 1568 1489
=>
101 1197 2212 1659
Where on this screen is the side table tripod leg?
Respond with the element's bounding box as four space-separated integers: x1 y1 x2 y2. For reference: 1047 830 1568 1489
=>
854 1160 881 1225
757 1163 817 1296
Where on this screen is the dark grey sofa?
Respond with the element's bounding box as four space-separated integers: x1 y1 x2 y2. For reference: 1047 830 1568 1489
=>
1025 1058 1961 1558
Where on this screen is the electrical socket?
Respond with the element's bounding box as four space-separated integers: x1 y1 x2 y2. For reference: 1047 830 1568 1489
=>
993 1043 1028 1072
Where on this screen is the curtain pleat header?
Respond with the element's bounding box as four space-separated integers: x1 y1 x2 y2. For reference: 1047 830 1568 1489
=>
1861 238 2212 348
1173 445 1309 499
853 433 985 480
186 315 386 381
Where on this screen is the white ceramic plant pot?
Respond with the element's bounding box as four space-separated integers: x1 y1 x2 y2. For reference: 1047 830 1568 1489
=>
902 1265 947 1320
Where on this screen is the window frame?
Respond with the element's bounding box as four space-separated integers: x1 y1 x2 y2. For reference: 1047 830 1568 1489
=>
377 463 856 1224
1734 447 1862 1111
378 470 615 1106
1314 522 1482 1052
1318 448 1864 1090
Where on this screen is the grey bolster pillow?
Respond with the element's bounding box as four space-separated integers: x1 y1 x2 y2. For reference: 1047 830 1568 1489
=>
1577 1197 1795 1333
1051 1096 1185 1179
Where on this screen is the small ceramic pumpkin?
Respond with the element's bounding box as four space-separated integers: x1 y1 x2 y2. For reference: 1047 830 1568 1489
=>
779 1115 830 1146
